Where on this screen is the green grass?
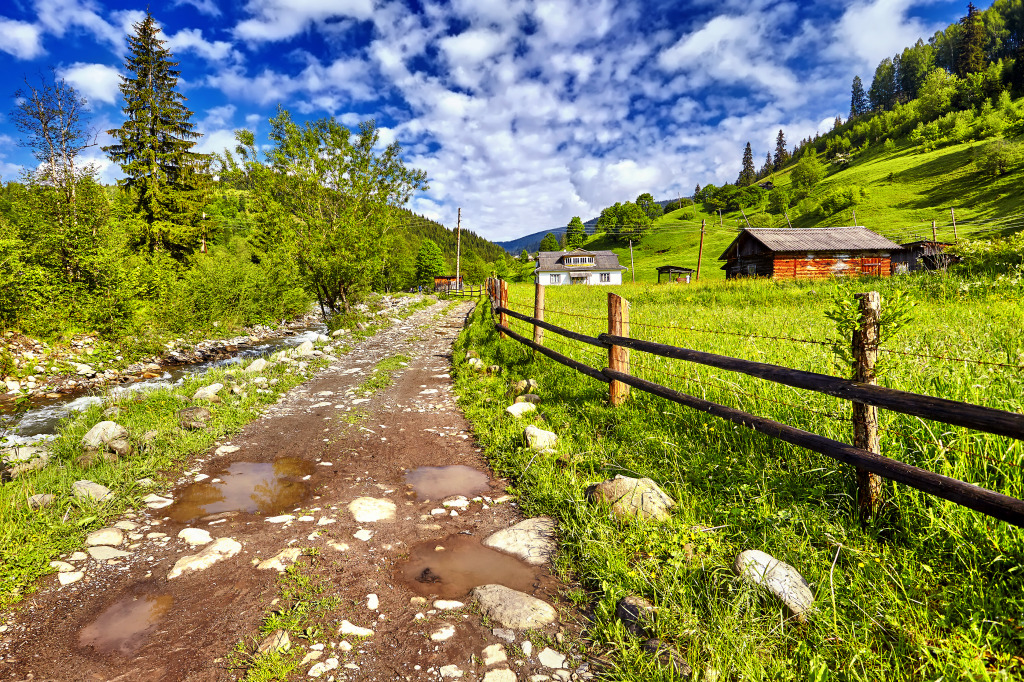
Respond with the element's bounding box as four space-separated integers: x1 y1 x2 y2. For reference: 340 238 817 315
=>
0 348 331 609
355 354 411 396
455 274 1024 680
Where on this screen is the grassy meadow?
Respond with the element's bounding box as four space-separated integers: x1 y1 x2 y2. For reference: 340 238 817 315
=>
453 274 1024 680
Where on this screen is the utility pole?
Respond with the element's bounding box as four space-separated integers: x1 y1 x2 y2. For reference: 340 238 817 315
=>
718 209 723 228
696 219 705 281
455 207 462 291
852 209 857 226
931 220 937 244
784 211 793 229
629 239 635 283
950 208 958 242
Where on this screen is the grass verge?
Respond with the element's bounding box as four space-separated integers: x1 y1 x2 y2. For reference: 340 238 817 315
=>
453 281 1024 680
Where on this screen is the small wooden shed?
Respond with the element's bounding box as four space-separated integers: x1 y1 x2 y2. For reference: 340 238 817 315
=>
893 241 959 273
656 265 695 283
433 275 462 292
719 226 901 280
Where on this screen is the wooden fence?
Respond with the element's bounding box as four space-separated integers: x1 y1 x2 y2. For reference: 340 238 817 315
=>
442 285 484 299
483 278 1024 528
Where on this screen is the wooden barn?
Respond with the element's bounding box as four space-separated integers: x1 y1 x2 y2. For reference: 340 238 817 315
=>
433 275 462 292
892 240 959 273
719 227 901 280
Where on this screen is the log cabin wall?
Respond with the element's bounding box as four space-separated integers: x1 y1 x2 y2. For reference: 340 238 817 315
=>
771 252 892 280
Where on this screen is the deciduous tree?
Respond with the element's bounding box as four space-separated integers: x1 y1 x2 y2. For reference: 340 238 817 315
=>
415 239 447 286
564 216 585 249
538 232 560 251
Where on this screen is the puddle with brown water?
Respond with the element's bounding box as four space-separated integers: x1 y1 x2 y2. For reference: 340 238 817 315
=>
166 457 315 523
396 535 541 599
78 592 174 655
404 465 489 500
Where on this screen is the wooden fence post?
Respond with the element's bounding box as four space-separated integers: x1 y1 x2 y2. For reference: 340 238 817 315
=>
533 282 545 350
499 280 508 339
853 291 883 519
608 293 630 405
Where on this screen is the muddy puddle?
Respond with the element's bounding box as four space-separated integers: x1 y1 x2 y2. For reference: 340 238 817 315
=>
404 465 490 500
79 591 174 655
396 535 541 599
166 457 315 523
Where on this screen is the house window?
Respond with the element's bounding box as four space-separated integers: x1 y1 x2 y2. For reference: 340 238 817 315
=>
549 274 561 284
747 264 756 275
600 272 610 282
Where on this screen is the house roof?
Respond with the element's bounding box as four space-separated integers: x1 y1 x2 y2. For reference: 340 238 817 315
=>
719 226 901 260
535 250 627 272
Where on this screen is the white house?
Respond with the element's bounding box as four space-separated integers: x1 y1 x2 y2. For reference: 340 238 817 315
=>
535 249 627 285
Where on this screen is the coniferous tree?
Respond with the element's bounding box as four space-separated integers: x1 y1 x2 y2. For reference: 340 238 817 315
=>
737 142 756 186
773 130 789 169
899 40 935 100
759 153 773 179
955 3 987 76
868 58 898 111
104 11 209 254
849 76 869 118
693 184 701 199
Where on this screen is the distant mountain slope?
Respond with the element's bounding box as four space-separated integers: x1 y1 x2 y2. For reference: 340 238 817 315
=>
496 218 600 254
396 210 506 263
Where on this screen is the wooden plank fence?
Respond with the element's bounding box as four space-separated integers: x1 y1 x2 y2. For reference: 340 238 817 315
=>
483 278 1024 528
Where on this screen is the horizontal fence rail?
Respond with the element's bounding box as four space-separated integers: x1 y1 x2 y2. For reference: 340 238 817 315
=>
483 278 1024 528
599 333 1024 441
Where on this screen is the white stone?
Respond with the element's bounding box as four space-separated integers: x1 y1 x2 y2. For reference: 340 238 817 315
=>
439 664 463 678
442 497 469 509
472 585 557 629
524 426 557 453
348 497 396 522
72 480 113 503
167 537 241 579
265 514 295 523
258 548 302 572
483 670 518 682
215 445 240 456
49 561 76 572
367 593 379 609
538 648 565 669
316 517 336 525
245 358 268 373
353 529 373 541
307 657 338 677
433 600 464 610
81 421 127 449
178 528 213 546
431 624 456 641
86 527 124 547
339 620 374 637
193 383 223 401
88 546 130 561
58 571 85 586
734 550 815 623
483 643 508 665
68 552 87 561
143 494 172 509
328 541 349 552
114 521 138 531
505 403 536 418
295 340 315 356
483 517 557 566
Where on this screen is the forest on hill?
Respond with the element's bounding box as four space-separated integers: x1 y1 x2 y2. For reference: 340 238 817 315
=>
0 11 512 352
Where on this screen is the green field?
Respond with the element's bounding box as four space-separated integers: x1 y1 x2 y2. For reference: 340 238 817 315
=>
453 273 1024 680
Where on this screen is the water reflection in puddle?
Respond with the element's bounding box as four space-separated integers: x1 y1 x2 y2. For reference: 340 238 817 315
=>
404 465 489 500
166 458 315 523
396 535 540 599
79 592 174 654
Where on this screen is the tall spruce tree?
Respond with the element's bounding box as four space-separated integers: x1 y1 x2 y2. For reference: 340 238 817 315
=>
759 153 773 178
955 3 987 76
849 76 869 118
104 11 208 254
773 129 789 169
737 142 756 186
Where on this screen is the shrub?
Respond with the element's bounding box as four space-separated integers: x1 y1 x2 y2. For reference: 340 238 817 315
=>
975 139 1023 176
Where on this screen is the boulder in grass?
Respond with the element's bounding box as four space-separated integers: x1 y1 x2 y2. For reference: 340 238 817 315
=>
471 584 557 629
512 378 539 396
505 402 536 418
515 393 541 404
482 517 557 566
178 407 212 430
72 480 113 503
28 493 55 510
616 595 658 637
586 475 675 521
193 383 224 402
641 638 693 678
487 365 501 375
244 358 268 374
734 550 814 623
295 340 315 357
465 350 480 360
81 421 128 450
524 425 556 453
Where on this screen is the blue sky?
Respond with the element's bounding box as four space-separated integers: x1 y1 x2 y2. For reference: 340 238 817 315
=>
0 0 972 241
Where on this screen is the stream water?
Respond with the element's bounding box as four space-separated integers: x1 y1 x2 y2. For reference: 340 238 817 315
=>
1 326 326 447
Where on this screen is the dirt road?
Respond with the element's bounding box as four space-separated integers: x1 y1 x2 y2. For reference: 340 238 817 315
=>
0 299 585 682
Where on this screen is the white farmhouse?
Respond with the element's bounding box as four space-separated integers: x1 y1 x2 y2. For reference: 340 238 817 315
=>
535 249 627 285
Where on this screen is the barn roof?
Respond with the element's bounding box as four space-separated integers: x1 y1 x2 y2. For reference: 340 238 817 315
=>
535 250 626 272
719 226 900 260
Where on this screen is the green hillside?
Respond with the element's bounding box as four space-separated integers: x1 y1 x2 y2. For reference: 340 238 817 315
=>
574 100 1024 284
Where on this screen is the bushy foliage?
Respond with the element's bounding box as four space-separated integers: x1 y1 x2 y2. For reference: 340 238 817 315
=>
816 186 869 217
974 139 1023 175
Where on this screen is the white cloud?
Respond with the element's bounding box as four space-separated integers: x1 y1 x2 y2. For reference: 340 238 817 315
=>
173 0 222 17
829 0 945 72
234 0 375 42
165 28 242 64
33 0 125 50
0 18 45 60
59 63 122 105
